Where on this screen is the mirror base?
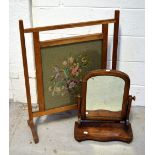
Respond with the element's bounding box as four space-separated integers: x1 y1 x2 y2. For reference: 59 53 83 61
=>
74 121 133 143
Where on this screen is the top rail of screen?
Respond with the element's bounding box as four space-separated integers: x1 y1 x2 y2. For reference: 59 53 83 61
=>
24 19 116 33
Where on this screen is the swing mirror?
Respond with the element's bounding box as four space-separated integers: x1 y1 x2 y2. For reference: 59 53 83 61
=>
75 70 135 143
86 75 124 116
82 70 130 121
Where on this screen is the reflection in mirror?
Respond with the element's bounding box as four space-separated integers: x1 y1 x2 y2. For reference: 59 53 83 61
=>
86 76 125 113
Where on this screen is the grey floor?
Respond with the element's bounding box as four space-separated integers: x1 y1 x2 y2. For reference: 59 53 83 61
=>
10 102 145 155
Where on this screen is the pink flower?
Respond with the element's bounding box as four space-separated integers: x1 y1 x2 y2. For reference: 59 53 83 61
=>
71 66 79 76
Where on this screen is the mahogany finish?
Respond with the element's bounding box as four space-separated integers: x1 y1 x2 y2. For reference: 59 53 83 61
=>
74 69 135 143
81 69 130 120
86 110 122 121
74 122 133 143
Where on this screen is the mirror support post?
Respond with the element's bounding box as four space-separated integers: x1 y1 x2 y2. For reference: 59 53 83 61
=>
125 95 136 127
76 95 82 125
112 10 120 70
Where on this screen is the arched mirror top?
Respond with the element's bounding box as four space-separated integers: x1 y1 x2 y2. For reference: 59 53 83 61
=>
81 69 130 121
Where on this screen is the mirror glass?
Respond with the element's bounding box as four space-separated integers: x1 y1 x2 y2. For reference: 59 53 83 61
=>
86 75 125 118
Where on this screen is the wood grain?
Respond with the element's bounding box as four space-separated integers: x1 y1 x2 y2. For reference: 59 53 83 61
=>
24 19 116 33
86 110 122 121
81 69 130 120
27 120 39 144
33 32 45 111
33 104 77 117
19 10 121 143
40 33 103 47
19 20 33 120
102 24 108 69
74 121 133 143
112 10 120 70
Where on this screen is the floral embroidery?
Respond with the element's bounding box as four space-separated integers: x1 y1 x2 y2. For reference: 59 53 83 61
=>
49 54 90 96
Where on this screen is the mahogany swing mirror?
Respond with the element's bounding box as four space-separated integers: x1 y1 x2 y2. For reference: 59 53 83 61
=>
74 69 135 143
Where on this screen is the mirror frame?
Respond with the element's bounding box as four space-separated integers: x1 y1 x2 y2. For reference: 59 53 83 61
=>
80 69 130 121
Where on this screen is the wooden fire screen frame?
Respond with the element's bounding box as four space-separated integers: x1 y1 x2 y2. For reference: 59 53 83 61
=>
19 10 120 143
